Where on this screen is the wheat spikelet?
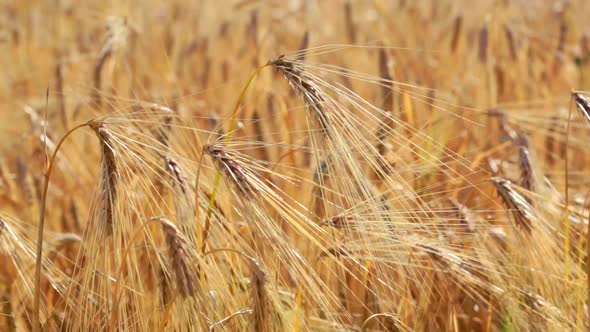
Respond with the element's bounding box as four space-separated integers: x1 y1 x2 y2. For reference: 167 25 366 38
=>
450 15 463 53
270 55 330 131
343 0 356 44
574 93 590 123
478 23 488 63
545 114 559 165
92 17 129 106
492 177 533 233
248 258 283 332
54 63 66 130
159 218 201 298
89 121 118 235
517 136 534 192
447 198 474 234
553 19 568 72
504 24 517 61
522 290 565 330
3 3 590 330
165 156 186 194
204 143 258 194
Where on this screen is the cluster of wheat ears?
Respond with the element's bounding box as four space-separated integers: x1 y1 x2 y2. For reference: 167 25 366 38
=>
1 0 590 331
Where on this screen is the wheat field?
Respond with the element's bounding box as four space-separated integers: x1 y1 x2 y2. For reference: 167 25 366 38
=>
1 0 590 331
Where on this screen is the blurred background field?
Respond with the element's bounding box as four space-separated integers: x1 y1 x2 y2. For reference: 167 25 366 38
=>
1 1 590 331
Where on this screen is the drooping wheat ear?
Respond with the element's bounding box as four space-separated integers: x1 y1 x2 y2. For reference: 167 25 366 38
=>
297 31 309 61
516 135 534 192
488 108 518 142
204 144 257 194
417 243 469 273
90 121 117 234
450 15 463 53
249 258 282 332
344 0 356 44
553 20 568 71
478 23 488 63
164 156 198 244
55 63 66 129
157 264 172 309
159 218 201 298
491 177 534 234
150 103 174 147
246 10 258 47
204 248 281 331
447 198 474 234
573 93 590 123
545 114 559 165
15 157 35 207
251 111 269 161
416 243 496 297
522 290 563 328
92 17 129 106
165 157 186 194
92 40 112 106
504 24 517 61
270 55 330 131
69 198 81 232
582 33 590 57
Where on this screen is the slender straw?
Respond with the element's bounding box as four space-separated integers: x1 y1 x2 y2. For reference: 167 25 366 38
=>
33 122 90 332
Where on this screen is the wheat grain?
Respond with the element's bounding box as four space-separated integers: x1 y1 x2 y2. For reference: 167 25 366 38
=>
90 122 118 234
504 24 517 61
204 143 257 194
492 177 533 233
517 136 534 192
450 15 463 53
270 56 330 131
159 218 200 298
478 24 488 63
574 93 590 123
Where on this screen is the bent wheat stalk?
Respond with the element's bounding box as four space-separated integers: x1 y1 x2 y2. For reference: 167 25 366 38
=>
33 122 91 332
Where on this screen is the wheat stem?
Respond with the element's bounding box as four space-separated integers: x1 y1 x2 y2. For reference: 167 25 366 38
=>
33 122 89 332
